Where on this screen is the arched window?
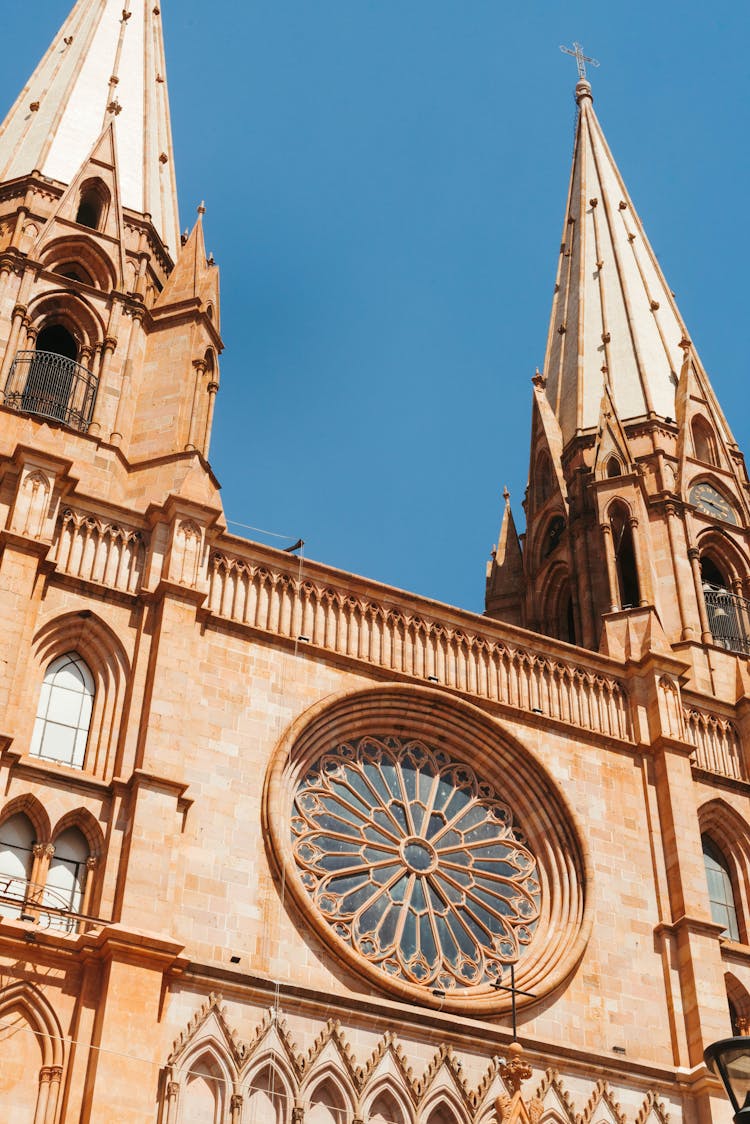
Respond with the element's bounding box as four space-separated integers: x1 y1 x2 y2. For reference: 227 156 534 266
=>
692 416 719 466
606 455 622 478
45 827 89 931
30 652 94 769
703 835 740 941
75 180 109 231
0 814 35 917
609 503 640 609
701 556 748 654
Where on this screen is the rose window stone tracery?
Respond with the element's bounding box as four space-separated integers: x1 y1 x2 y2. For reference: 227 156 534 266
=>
291 735 541 993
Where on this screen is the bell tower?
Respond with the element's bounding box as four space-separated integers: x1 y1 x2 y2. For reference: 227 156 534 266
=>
486 77 750 692
0 0 223 472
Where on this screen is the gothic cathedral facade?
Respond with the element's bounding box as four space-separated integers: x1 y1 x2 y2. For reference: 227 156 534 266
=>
0 4 747 1123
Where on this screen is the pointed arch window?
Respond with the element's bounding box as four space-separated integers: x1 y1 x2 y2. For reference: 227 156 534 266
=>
75 179 109 231
702 835 740 941
609 503 640 609
606 455 622 478
0 814 35 917
45 827 89 932
701 556 749 655
30 652 94 769
692 416 719 467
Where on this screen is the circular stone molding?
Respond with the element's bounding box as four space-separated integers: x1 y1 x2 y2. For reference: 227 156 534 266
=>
263 685 591 1013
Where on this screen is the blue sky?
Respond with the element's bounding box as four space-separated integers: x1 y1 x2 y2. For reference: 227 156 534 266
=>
3 3 749 613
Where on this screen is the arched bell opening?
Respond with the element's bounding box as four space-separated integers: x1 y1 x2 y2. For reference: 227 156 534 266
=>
74 178 110 232
608 502 640 610
700 553 750 654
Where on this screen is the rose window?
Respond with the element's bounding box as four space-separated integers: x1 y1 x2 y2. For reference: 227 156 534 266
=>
290 735 541 993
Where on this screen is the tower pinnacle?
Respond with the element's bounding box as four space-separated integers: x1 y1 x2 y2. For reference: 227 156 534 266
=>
0 0 180 254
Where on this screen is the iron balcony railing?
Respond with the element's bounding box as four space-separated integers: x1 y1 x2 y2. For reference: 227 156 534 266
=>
2 349 98 432
0 875 82 933
703 583 750 656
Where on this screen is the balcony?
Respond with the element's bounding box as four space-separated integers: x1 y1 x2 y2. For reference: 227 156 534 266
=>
2 349 98 433
704 583 750 656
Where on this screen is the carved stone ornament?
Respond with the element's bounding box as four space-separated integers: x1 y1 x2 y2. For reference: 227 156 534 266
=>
264 685 591 1013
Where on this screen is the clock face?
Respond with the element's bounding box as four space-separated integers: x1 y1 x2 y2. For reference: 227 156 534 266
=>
689 482 738 525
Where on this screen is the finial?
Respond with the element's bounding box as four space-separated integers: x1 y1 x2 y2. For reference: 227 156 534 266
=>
560 41 599 82
499 1042 533 1095
679 335 691 353
198 201 206 216
503 486 511 507
531 367 547 388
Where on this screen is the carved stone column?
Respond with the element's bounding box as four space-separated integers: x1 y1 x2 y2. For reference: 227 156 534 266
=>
203 380 219 459
0 302 28 382
80 854 99 921
165 1080 180 1124
665 502 692 638
30 842 55 905
45 1066 63 1124
185 359 206 451
688 547 713 644
230 1092 243 1124
600 522 620 612
292 1104 305 1124
627 516 648 606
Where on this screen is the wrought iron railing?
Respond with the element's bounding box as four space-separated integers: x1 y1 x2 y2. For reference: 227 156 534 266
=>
703 583 750 655
0 875 82 933
2 349 98 432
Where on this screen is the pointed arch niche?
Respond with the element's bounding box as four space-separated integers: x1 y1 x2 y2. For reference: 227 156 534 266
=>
243 1061 293 1124
305 1074 352 1124
0 981 65 1124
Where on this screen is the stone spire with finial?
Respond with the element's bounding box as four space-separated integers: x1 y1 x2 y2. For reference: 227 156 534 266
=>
0 0 180 254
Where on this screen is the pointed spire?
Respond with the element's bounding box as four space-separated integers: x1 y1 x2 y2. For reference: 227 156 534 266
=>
543 80 707 445
485 489 525 623
155 205 219 313
0 0 179 254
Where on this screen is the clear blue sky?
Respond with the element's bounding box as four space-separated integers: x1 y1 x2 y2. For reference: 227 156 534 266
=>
3 3 749 613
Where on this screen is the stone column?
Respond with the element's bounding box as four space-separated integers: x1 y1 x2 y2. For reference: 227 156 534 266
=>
185 359 206 451
203 380 219 459
688 547 713 644
230 1091 243 1124
30 842 55 908
45 1067 63 1124
0 302 28 383
165 1080 180 1124
627 515 648 606
33 1066 52 1124
600 522 620 612
664 502 693 638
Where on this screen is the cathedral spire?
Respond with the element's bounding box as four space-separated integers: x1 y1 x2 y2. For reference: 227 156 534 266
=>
543 78 724 448
0 0 179 254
